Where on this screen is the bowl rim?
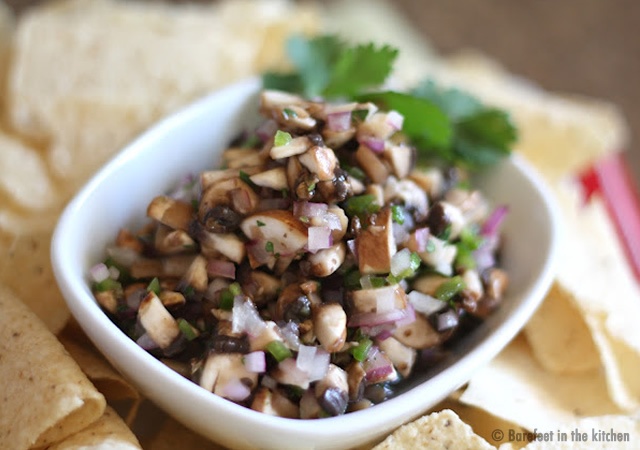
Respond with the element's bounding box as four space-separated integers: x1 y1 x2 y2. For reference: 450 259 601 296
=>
51 77 560 449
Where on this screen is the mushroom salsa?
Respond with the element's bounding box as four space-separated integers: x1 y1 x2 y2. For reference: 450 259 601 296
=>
91 89 510 418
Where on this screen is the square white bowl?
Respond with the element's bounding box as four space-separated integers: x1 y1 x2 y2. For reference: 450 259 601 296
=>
52 77 560 450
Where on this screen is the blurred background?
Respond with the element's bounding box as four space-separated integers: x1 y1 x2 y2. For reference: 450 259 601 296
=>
6 0 640 188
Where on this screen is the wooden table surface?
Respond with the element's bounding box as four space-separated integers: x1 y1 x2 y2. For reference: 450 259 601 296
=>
5 0 640 189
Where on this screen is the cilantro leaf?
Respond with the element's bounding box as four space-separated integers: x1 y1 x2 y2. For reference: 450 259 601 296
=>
356 90 452 150
263 34 397 98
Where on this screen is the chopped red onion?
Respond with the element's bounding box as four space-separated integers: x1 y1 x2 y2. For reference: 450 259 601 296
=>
363 346 395 383
90 263 110 283
408 291 446 316
206 259 236 280
261 374 277 390
326 111 352 132
255 119 278 142
296 344 317 373
413 227 430 253
232 298 266 336
390 248 413 277
348 308 406 328
293 201 328 218
359 136 385 153
136 332 159 351
481 205 509 237
308 349 330 382
280 321 301 350
322 212 342 230
108 266 120 280
386 110 404 130
437 310 459 331
277 358 312 388
244 351 266 373
307 226 332 253
220 378 252 401
394 303 416 328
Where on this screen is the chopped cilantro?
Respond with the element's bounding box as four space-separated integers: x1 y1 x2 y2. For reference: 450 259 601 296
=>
146 277 161 295
177 318 200 341
274 130 292 147
256 220 266 227
266 340 292 362
283 107 298 119
265 241 275 253
350 337 373 362
435 276 466 304
344 194 380 217
391 205 405 225
239 170 258 189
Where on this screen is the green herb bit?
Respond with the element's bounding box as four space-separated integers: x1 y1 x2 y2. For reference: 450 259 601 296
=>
391 205 405 225
256 220 266 227
219 289 234 311
350 337 373 362
265 241 275 253
344 269 363 290
274 130 292 147
177 318 200 341
343 164 366 181
435 276 466 304
229 282 242 296
146 277 161 295
266 340 292 362
94 278 122 293
426 239 436 253
283 107 298 119
344 194 380 217
239 170 258 189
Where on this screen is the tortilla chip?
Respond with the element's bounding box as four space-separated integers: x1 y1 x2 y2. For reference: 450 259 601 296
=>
58 330 141 425
372 409 495 450
459 335 621 432
46 406 141 450
0 0 13 115
0 231 70 333
524 282 600 373
142 414 226 450
0 285 106 448
0 130 62 211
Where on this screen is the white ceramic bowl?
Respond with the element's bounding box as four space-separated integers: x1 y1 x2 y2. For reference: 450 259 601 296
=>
52 77 559 450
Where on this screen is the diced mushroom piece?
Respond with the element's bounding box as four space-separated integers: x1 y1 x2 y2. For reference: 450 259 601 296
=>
418 236 457 276
299 389 322 419
196 229 246 264
223 147 266 169
115 228 144 253
199 353 258 402
444 188 489 224
348 175 366 195
484 268 509 301
322 128 355 149
130 254 195 279
95 290 118 314
138 292 180 350
348 399 374 412
260 89 307 110
461 269 484 301
240 210 308 271
242 270 281 305
392 313 441 349
383 177 429 221
275 283 314 324
147 196 194 231
365 183 384 208
377 337 416 378
199 177 259 225
413 274 449 296
313 303 347 353
271 357 311 389
251 387 299 418
200 166 261 191
356 208 395 274
351 284 407 315
327 205 348 242
249 321 284 352
383 144 414 179
298 146 338 182
357 111 399 141
346 361 366 402
355 145 389 184
279 105 317 130
159 290 186 307
426 201 465 239
270 136 312 160
409 168 444 200
306 242 346 277
249 167 288 191
180 255 208 292
314 364 349 416
155 225 196 254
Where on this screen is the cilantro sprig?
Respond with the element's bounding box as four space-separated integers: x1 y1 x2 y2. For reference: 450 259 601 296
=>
262 34 517 170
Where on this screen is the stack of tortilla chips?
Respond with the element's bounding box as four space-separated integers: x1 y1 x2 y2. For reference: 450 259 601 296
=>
1 0 638 448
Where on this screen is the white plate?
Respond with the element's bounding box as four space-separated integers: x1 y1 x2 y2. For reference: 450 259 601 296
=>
52 77 560 450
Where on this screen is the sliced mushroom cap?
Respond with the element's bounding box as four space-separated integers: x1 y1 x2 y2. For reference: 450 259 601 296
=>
223 147 266 169
383 143 415 179
249 167 288 191
240 210 308 271
241 270 281 305
270 136 312 160
191 225 246 264
154 225 196 254
298 146 339 182
392 313 441 349
147 196 194 231
346 361 366 402
198 177 260 227
180 254 208 292
412 274 449 296
249 321 285 352
377 336 416 378
306 242 346 278
351 284 407 315
418 236 457 276
356 207 395 274
355 145 389 184
426 201 465 239
199 353 258 402
444 188 490 224
138 291 180 350
313 303 347 353
409 167 444 200
200 166 261 191
383 177 428 221
251 387 299 418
